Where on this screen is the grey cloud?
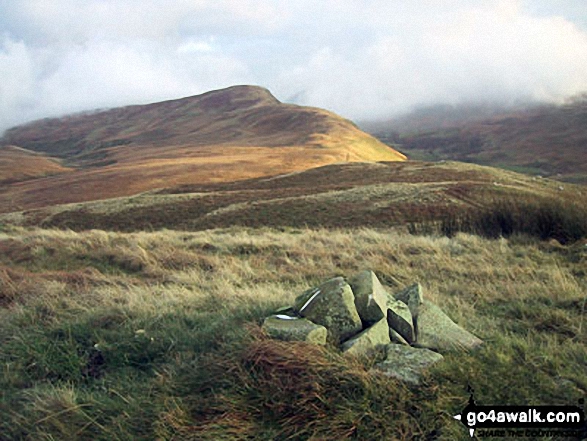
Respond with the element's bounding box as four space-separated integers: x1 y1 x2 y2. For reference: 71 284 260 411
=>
1 0 587 134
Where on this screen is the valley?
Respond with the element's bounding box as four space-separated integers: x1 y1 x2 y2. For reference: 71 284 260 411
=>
365 97 587 184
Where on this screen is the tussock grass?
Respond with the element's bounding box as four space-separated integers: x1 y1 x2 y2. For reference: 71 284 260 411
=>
411 197 587 244
0 227 585 439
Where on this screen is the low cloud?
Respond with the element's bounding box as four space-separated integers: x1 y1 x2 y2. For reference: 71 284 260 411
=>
1 0 587 133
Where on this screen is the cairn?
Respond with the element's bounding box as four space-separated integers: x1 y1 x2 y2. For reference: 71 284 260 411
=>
262 270 483 385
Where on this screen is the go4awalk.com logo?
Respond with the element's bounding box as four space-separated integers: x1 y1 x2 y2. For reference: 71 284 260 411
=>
453 392 586 438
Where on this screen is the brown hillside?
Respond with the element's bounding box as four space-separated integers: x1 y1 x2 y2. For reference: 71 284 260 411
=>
0 86 404 212
3 160 583 233
367 97 587 184
0 145 72 185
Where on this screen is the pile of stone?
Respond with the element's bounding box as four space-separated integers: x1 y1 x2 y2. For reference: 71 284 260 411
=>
262 271 483 385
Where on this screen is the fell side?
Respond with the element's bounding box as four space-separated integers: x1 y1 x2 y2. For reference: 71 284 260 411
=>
0 86 404 212
367 97 587 184
0 145 72 185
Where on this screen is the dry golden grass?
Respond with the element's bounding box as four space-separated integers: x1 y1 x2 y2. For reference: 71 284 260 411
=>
1 226 585 341
0 226 585 440
0 145 72 184
3 160 584 235
0 143 401 213
0 86 404 213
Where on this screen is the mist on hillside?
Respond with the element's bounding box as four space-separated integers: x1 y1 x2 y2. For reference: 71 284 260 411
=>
2 1 587 134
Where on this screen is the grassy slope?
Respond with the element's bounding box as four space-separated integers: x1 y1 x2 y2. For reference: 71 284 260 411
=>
0 86 404 213
368 98 587 184
0 227 585 440
0 145 72 184
2 160 584 233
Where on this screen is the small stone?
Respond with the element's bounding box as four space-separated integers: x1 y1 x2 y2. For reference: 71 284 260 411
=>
293 277 362 344
262 315 327 345
341 318 391 358
373 344 444 385
416 302 483 352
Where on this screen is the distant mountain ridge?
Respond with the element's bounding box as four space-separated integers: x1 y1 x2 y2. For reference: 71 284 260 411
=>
366 97 587 184
0 85 405 213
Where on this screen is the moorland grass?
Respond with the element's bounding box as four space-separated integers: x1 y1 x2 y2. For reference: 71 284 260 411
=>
0 227 585 440
410 197 587 245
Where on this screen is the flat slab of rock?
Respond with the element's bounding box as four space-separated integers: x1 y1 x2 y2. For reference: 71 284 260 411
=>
373 344 444 385
416 302 483 352
293 277 362 344
341 318 390 358
348 270 388 325
262 315 327 345
386 296 415 344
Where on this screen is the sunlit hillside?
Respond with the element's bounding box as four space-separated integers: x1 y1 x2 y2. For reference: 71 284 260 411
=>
0 86 404 213
0 145 72 185
2 160 584 240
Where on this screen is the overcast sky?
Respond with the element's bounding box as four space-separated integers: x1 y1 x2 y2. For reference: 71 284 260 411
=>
2 0 587 133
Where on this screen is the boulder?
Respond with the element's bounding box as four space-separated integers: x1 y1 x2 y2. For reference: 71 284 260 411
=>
262 315 327 345
348 270 388 325
373 344 444 385
385 296 415 344
293 277 362 344
416 302 483 352
341 318 390 357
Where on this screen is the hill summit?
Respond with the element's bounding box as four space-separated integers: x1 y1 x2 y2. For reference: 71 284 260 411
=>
2 85 405 163
0 85 405 212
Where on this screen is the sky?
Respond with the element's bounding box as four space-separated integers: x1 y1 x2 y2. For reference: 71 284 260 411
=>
1 0 587 133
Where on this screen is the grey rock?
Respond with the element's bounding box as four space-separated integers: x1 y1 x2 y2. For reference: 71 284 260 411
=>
293 277 362 344
341 318 391 358
348 270 388 325
386 296 415 344
373 344 444 385
389 326 410 346
262 315 327 345
393 283 424 320
273 305 296 316
416 301 483 352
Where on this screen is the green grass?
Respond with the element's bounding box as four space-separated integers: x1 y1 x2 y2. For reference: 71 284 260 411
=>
0 227 586 440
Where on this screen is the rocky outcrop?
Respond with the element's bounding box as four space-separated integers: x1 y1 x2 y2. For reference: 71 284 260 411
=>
389 327 410 345
394 283 424 314
262 271 483 385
